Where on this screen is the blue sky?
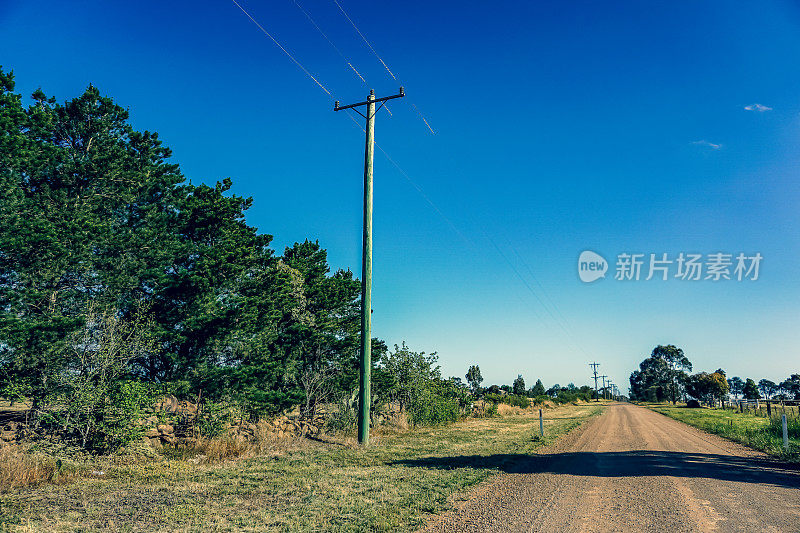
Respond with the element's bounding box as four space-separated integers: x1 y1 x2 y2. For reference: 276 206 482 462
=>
2 0 799 392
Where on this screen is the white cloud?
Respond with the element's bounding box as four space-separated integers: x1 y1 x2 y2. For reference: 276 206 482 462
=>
744 103 772 112
692 140 722 150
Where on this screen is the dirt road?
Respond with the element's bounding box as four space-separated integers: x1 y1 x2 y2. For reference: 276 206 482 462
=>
422 403 800 532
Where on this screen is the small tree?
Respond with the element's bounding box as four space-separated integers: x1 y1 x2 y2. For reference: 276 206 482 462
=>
727 377 744 398
530 379 546 397
512 375 526 396
46 304 157 450
742 378 760 400
381 342 438 413
779 374 800 400
466 365 483 395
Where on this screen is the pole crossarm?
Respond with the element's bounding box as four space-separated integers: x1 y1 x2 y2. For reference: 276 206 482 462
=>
335 87 405 113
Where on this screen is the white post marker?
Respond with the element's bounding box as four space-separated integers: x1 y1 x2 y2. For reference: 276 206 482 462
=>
539 409 544 437
782 414 789 451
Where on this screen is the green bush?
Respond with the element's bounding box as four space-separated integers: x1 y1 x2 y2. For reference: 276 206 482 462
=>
531 395 550 405
102 380 160 449
504 394 530 408
406 381 461 426
325 406 357 435
410 395 460 426
553 391 592 404
195 400 244 438
483 393 530 408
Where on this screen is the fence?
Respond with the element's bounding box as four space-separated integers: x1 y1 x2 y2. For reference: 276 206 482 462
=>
725 399 800 420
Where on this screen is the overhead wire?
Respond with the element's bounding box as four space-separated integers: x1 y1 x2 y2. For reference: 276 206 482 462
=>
331 0 398 81
290 0 365 84
289 0 392 116
230 0 332 97
330 0 436 134
227 0 598 366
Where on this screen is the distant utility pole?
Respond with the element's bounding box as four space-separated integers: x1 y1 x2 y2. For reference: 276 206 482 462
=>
589 362 600 402
334 88 405 445
600 375 608 400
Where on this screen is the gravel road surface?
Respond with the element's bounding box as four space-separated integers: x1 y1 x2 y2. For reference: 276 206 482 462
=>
423 403 800 532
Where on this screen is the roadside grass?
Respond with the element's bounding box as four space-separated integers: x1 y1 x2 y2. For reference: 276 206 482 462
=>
0 403 603 532
644 403 800 461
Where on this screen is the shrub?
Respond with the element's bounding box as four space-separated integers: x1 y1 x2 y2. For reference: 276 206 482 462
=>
195 400 244 438
325 405 357 435
505 394 530 408
483 393 530 408
406 382 461 426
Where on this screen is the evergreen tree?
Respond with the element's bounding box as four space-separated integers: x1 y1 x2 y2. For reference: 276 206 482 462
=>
531 379 546 397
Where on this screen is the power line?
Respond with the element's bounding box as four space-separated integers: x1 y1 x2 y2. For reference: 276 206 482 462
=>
227 0 598 370
329 0 435 134
331 0 398 81
503 237 594 361
289 0 392 116
230 0 332 97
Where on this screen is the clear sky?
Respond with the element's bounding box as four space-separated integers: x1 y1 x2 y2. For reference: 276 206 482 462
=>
2 0 799 392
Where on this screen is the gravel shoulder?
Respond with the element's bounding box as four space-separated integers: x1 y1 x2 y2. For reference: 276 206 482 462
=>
422 403 800 533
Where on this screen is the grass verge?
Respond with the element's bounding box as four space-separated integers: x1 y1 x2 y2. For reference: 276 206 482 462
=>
644 403 800 461
0 403 603 532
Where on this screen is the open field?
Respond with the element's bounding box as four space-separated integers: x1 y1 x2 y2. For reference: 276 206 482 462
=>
0 403 603 532
643 403 800 460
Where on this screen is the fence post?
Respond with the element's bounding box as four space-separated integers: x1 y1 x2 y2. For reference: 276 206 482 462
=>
539 409 544 437
767 401 772 418
782 414 789 451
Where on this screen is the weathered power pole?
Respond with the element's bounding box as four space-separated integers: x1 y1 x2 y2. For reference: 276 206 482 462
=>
600 375 608 400
589 362 600 402
334 88 405 444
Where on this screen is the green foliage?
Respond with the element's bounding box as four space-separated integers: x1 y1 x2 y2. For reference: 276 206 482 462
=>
379 343 439 412
195 400 242 438
465 365 483 394
377 343 467 427
405 379 461 426
530 379 546 397
743 378 760 400
649 405 799 460
758 379 778 399
686 371 729 403
779 374 800 399
483 393 531 408
512 374 526 396
0 69 365 433
727 376 745 398
552 390 592 404
31 305 158 451
629 345 692 403
325 403 357 435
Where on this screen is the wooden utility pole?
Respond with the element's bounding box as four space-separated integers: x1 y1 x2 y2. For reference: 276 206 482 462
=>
590 362 600 402
600 375 608 400
334 88 405 444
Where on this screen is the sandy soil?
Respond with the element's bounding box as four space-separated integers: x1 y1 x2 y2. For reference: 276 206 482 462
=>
423 403 800 532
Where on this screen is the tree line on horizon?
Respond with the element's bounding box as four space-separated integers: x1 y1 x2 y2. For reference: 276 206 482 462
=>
629 344 799 404
463 364 596 403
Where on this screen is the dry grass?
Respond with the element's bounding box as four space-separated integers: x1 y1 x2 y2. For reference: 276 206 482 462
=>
0 446 83 491
0 403 604 532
